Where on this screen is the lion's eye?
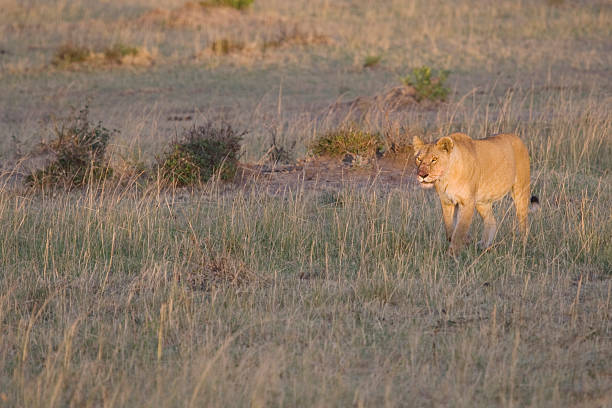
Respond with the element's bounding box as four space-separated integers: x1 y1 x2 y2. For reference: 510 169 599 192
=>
416 157 422 163
431 157 437 163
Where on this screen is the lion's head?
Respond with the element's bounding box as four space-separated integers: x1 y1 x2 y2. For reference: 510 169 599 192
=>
412 135 454 189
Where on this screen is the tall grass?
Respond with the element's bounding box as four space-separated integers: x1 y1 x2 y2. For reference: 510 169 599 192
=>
0 0 610 406
0 88 610 405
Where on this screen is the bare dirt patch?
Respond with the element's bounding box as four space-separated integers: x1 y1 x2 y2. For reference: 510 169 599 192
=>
323 85 441 123
237 152 417 194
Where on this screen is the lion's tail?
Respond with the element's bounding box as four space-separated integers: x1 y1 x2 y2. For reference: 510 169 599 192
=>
529 196 540 212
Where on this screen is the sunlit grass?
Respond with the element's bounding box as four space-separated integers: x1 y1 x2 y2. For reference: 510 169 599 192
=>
0 0 610 406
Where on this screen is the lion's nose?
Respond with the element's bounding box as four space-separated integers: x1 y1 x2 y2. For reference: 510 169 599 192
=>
418 170 429 178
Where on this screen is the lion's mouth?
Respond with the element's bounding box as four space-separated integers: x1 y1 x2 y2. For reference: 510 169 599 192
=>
417 178 436 188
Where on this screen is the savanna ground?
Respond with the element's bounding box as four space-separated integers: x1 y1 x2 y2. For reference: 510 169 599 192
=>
1 0 611 406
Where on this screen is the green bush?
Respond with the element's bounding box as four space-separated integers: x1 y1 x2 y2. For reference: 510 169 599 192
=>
401 66 450 102
158 123 244 186
310 126 383 158
199 0 254 10
363 55 382 68
26 106 115 189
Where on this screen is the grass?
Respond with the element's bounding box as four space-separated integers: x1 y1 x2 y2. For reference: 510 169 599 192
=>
0 0 611 406
0 146 610 405
199 0 255 10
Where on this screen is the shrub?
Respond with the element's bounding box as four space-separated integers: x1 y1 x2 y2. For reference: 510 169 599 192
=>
310 126 383 158
401 66 450 102
104 43 139 63
26 106 115 189
199 0 254 10
363 55 382 68
158 123 244 186
51 44 91 67
209 38 246 55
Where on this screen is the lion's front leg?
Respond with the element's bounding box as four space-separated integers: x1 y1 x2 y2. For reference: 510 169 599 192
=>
440 201 456 242
449 200 475 255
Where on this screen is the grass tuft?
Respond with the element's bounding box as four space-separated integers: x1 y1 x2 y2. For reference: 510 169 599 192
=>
209 38 246 55
310 126 383 158
51 43 148 68
363 55 382 68
181 239 257 291
158 123 244 186
103 43 139 63
51 44 91 67
199 0 254 10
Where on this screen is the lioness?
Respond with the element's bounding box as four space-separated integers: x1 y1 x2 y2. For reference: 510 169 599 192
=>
413 133 538 254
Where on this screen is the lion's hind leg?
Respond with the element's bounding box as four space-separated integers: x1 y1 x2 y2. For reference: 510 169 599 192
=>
511 182 530 238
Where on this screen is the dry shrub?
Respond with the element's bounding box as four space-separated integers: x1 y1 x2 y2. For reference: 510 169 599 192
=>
51 44 91 67
310 126 383 159
199 0 254 9
209 38 246 55
51 43 154 69
26 106 116 189
382 127 416 156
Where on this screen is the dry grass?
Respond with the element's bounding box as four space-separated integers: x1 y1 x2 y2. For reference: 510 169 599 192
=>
0 0 611 406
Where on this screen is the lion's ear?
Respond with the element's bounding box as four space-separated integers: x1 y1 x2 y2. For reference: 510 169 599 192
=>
437 137 454 153
412 136 424 153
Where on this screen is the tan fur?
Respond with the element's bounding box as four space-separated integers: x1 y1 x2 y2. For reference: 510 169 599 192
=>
413 133 533 255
